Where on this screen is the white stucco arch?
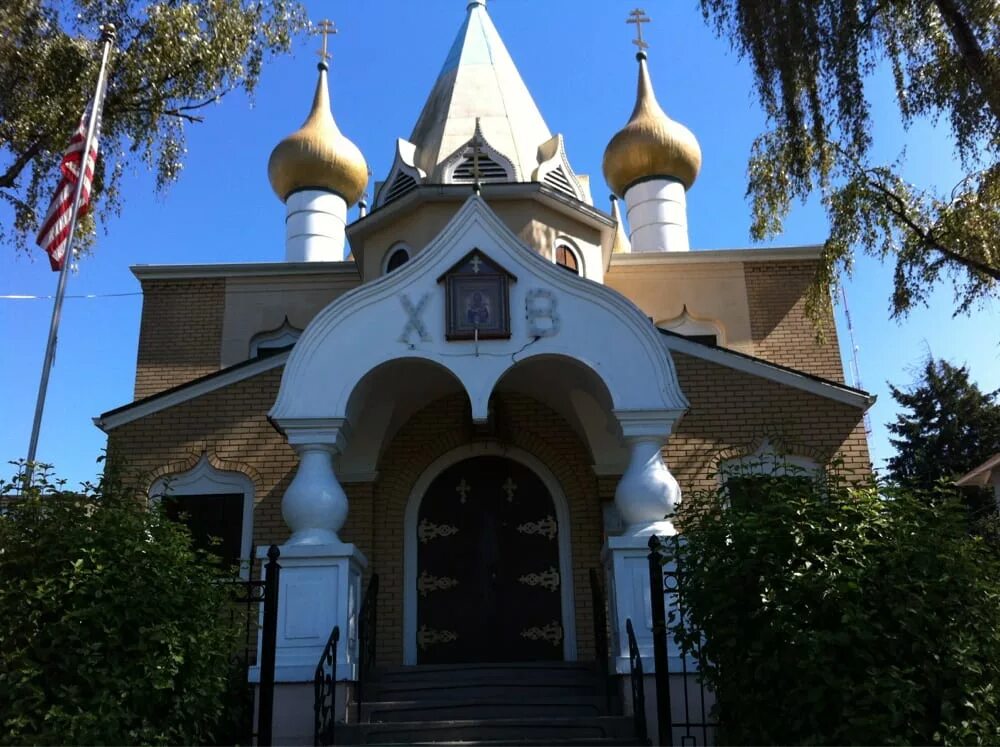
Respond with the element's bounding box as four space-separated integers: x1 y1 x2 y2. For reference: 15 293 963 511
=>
271 195 687 439
402 442 578 665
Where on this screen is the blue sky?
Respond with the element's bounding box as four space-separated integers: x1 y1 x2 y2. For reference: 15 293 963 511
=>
1 0 996 488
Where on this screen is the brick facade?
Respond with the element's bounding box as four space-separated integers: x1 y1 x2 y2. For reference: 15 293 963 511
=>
134 279 225 399
106 351 870 666
743 261 844 381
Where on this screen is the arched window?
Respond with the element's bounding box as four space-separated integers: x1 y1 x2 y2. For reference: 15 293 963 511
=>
554 244 580 275
719 440 819 509
249 318 301 358
657 308 724 346
384 244 411 274
150 455 254 577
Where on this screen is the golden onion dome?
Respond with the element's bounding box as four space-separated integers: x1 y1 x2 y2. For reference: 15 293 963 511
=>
602 52 702 196
267 62 368 205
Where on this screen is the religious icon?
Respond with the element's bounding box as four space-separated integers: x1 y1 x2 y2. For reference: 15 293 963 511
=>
465 290 491 326
439 249 515 340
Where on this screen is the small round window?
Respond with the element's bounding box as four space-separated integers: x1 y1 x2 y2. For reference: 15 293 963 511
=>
555 244 580 275
385 246 410 273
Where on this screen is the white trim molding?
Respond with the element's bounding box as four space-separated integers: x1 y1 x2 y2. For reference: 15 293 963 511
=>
95 352 289 432
250 317 301 358
719 438 819 480
660 333 875 410
402 443 578 665
149 453 255 577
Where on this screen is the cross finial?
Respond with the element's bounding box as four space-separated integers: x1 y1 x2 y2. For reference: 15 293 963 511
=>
626 8 651 52
471 117 484 195
314 19 337 64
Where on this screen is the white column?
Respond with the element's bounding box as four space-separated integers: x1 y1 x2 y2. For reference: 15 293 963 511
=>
282 444 347 546
285 189 348 262
254 419 367 742
623 178 690 253
614 438 680 537
604 411 681 675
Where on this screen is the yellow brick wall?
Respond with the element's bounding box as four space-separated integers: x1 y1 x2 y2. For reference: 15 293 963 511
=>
669 352 871 492
743 261 845 381
134 279 225 399
107 353 871 665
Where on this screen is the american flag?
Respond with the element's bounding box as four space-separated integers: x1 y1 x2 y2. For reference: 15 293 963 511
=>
35 96 104 271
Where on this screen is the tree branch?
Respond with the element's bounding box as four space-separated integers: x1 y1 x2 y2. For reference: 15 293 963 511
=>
932 0 1000 125
862 171 1000 281
0 140 43 189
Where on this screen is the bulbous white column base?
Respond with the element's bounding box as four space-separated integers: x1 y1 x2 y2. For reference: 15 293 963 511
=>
623 178 690 253
281 445 348 546
615 437 681 536
285 189 348 262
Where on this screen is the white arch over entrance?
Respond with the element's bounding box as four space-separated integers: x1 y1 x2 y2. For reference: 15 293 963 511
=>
402 443 578 665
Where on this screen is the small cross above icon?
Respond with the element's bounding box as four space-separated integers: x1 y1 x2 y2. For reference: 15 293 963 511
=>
502 477 517 502
456 478 471 503
470 254 483 273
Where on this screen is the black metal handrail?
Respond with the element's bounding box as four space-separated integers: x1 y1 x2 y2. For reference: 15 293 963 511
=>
356 573 379 721
589 568 613 713
257 545 281 747
314 625 340 747
626 617 649 745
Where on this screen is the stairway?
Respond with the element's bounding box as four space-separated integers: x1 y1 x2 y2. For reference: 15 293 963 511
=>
340 661 641 745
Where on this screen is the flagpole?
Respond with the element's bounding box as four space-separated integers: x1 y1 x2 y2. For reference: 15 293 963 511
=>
23 24 116 488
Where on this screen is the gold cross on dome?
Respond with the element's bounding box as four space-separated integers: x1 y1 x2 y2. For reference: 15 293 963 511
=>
456 478 471 504
314 19 337 62
627 8 650 51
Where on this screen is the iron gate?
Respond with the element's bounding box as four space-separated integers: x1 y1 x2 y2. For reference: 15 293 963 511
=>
648 535 718 746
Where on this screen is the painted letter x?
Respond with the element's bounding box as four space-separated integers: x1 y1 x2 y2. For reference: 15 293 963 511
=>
399 292 431 343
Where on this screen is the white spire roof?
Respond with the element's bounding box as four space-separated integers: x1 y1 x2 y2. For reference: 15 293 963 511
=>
409 0 552 182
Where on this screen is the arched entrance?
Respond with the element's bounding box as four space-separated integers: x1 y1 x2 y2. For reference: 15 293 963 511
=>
410 454 568 664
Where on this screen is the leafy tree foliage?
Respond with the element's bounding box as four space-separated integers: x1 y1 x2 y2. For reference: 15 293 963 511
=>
669 471 1000 744
0 0 306 254
887 356 1000 490
0 463 243 745
699 0 999 322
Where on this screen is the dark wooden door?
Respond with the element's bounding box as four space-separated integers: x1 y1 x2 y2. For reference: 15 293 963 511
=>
416 456 564 663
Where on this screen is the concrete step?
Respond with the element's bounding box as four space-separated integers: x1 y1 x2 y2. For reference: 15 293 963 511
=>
375 661 598 677
367 679 607 701
342 716 636 744
367 662 608 701
354 740 641 746
362 695 614 723
373 661 599 684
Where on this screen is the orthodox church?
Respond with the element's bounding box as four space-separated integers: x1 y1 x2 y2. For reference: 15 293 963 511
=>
97 2 872 742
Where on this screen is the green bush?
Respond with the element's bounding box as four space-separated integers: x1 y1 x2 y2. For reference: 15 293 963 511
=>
0 463 243 745
669 469 1000 745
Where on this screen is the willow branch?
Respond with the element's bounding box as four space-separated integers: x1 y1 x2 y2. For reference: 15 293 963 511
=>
862 172 1000 281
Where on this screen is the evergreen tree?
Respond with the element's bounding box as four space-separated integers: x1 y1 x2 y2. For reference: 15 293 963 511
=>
699 0 999 325
887 357 1000 490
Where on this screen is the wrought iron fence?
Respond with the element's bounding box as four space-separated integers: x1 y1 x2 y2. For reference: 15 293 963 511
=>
625 618 649 744
648 535 718 747
589 568 613 714
222 545 280 747
314 625 340 747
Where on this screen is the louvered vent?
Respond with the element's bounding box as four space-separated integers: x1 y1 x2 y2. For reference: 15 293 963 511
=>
453 154 509 182
543 166 576 198
384 171 418 204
